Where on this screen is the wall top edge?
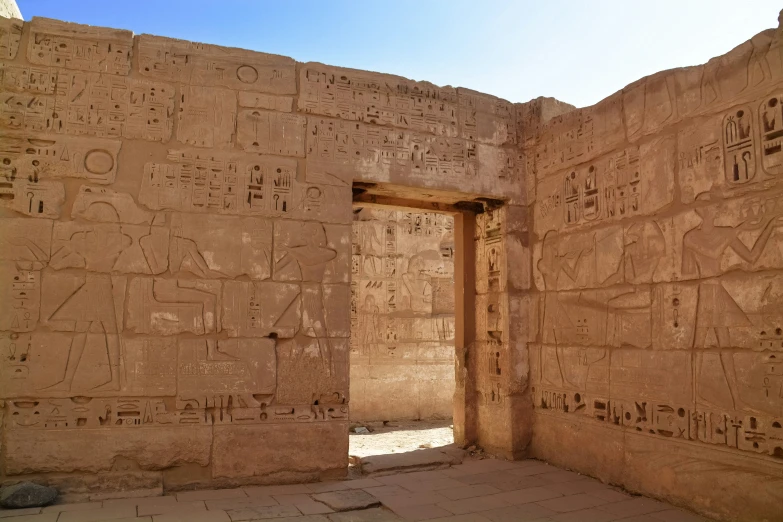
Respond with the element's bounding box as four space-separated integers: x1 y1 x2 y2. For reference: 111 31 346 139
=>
3 10 780 123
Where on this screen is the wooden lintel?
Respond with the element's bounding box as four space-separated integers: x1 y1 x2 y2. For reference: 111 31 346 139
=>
352 193 483 214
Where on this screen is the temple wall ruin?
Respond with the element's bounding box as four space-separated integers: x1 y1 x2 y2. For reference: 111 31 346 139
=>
0 15 519 496
524 19 783 521
0 9 782 521
350 209 455 421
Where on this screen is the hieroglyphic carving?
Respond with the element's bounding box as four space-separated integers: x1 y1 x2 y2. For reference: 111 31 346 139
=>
0 174 64 218
350 209 455 417
535 137 675 235
299 64 458 136
305 116 478 187
457 88 516 146
759 94 783 175
0 64 175 141
27 18 132 75
177 86 236 149
0 333 177 398
238 92 293 112
723 105 757 186
236 109 305 156
534 94 624 179
140 150 351 224
0 17 22 60
531 344 783 459
221 281 301 338
126 278 220 336
0 265 40 332
137 34 296 94
0 134 121 184
177 338 275 396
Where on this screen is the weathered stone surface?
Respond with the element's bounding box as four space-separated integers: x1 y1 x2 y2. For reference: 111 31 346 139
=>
0 482 57 508
310 490 380 511
360 447 463 475
0 9 781 522
212 422 348 479
4 427 212 474
350 209 455 421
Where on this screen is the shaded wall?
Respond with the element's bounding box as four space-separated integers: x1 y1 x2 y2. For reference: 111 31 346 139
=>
0 16 519 496
524 16 783 522
350 209 455 421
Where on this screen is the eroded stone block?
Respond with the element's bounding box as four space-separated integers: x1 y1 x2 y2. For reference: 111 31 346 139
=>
170 214 272 279
140 150 352 224
126 277 220 336
27 17 132 75
137 34 296 94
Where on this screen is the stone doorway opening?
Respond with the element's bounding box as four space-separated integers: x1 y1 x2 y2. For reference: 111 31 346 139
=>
349 206 457 459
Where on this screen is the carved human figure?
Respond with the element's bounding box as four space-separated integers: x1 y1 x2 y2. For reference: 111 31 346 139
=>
359 222 383 256
279 223 337 374
683 204 780 411
401 254 432 314
43 275 120 392
539 232 585 388
357 294 380 355
51 222 131 272
169 223 225 278
682 205 778 279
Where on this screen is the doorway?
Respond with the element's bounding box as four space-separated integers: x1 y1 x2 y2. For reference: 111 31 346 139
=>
347 185 480 462
349 207 455 456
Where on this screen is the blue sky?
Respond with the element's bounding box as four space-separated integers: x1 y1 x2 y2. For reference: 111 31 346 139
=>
16 0 781 108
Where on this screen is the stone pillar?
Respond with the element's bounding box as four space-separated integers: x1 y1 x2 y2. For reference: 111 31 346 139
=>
453 211 478 446
473 204 535 458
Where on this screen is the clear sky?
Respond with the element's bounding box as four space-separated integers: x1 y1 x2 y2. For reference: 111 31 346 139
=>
16 0 781 108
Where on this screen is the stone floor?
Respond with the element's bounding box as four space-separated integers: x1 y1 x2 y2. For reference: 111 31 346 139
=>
0 458 714 521
349 420 455 458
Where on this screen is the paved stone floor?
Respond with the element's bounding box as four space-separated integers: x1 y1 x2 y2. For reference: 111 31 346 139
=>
0 458 714 521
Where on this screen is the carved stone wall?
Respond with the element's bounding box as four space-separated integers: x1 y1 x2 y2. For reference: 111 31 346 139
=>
350 209 455 421
524 16 783 521
0 16 521 495
2 10 782 520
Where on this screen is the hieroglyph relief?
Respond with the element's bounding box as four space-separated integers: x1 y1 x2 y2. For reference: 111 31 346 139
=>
0 63 175 141
27 18 132 75
678 95 783 202
533 272 783 460
0 17 22 60
140 149 351 224
137 34 296 94
351 209 455 359
299 65 459 137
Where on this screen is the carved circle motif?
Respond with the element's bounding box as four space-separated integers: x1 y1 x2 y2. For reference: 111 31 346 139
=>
84 150 114 175
237 65 259 84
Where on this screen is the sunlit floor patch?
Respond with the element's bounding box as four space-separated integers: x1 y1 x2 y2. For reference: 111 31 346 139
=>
349 419 454 458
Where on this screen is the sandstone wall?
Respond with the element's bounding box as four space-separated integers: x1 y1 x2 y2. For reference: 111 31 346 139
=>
1 9 782 519
350 209 455 421
0 16 519 495
524 18 783 521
